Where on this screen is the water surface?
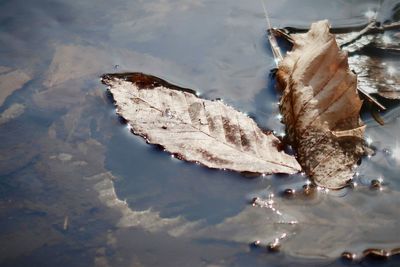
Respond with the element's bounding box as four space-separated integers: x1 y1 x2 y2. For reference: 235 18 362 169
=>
0 0 400 266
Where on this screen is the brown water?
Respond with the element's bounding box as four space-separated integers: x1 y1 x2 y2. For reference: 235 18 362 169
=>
0 0 400 266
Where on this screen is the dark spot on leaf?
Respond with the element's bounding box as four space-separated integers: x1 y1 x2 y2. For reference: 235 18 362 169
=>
197 149 230 165
240 131 251 151
222 116 239 146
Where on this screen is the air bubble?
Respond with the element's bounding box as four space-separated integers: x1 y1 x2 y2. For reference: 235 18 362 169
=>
370 179 382 190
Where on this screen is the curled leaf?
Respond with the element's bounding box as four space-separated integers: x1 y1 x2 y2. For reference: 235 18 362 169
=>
276 20 366 189
102 73 301 175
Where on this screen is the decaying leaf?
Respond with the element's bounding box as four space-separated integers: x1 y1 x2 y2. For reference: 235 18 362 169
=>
276 20 366 189
102 73 301 175
275 19 400 102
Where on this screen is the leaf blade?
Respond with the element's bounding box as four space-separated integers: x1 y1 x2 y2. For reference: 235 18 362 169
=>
102 73 301 175
276 20 366 189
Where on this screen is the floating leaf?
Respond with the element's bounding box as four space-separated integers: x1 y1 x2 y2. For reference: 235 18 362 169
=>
276 20 366 189
102 73 301 175
276 20 400 102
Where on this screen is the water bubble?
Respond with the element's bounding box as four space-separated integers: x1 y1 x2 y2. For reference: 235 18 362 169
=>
341 251 357 261
250 197 260 207
250 240 261 248
303 183 316 196
282 188 296 198
370 179 382 190
267 239 281 252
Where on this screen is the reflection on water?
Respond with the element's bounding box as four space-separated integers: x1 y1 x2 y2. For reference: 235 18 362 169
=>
0 0 400 266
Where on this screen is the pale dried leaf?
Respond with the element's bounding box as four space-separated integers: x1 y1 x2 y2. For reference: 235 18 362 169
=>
102 73 301 175
277 20 366 189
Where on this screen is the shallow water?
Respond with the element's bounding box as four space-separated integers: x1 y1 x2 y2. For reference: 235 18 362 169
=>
1 0 400 266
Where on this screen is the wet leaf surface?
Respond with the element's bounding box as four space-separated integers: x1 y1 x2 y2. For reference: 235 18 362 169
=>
102 72 301 175
276 20 366 189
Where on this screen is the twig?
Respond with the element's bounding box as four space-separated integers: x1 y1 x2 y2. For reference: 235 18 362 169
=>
269 28 294 44
357 87 386 111
339 20 377 48
340 21 400 48
260 0 283 65
273 21 400 42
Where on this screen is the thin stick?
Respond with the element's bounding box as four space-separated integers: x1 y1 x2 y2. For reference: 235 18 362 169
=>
260 0 283 66
358 87 386 111
339 20 377 48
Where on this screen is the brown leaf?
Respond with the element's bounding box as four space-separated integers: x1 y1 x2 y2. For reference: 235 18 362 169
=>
276 20 366 189
102 73 301 175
